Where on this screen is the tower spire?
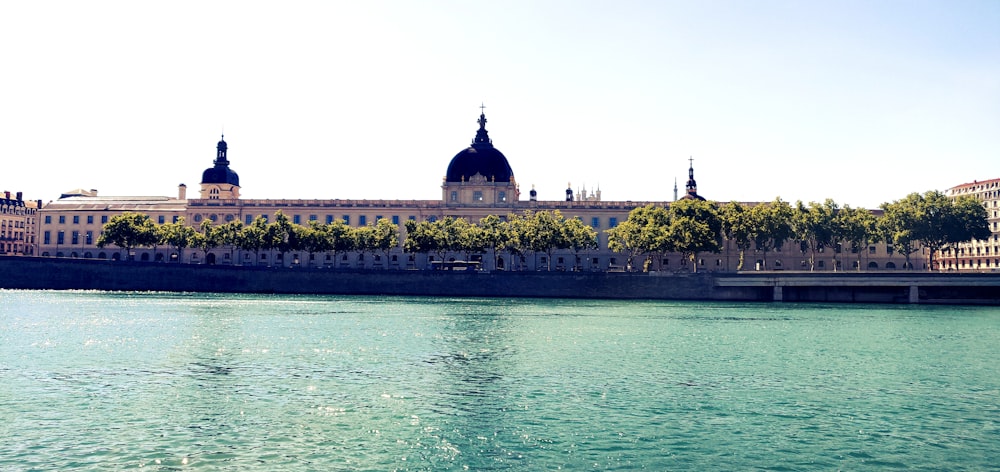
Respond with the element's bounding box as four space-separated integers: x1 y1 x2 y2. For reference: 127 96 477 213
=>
473 104 492 146
215 134 229 166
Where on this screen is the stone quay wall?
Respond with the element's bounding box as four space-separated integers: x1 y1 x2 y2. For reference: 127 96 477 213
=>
2 257 997 304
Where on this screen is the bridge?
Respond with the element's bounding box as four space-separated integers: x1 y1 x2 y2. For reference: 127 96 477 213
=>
715 272 1000 304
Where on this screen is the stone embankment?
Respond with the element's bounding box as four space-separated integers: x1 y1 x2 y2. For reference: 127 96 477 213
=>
1 257 997 304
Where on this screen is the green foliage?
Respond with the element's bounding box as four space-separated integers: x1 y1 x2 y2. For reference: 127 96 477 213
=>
191 220 223 260
606 205 670 271
879 190 990 271
667 199 722 272
158 217 196 261
720 202 753 270
96 212 158 258
749 198 794 268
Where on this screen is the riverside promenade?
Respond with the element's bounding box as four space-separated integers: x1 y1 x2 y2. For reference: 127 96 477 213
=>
1 257 998 305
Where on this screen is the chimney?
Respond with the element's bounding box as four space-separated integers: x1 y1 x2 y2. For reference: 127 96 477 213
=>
3 191 9 200
16 191 22 201
178 183 187 200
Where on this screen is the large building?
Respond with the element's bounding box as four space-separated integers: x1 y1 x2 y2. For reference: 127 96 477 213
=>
1 191 40 256
37 110 912 272
941 178 1000 271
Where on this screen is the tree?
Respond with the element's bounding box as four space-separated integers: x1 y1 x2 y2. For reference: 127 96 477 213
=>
749 198 793 270
190 220 223 262
791 200 838 271
217 220 245 265
520 210 571 271
606 205 670 271
947 195 991 268
266 211 297 265
404 218 446 264
720 202 754 271
372 218 401 268
301 221 333 267
158 216 196 262
666 199 722 273
836 205 878 271
878 196 920 270
238 216 269 266
327 219 356 266
479 214 515 270
456 219 486 261
96 212 158 260
561 216 598 270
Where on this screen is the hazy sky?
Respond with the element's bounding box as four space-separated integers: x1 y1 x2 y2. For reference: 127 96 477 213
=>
2 1 997 208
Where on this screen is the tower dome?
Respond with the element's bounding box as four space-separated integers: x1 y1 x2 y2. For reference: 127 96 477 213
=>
445 111 514 183
199 135 241 199
201 135 240 186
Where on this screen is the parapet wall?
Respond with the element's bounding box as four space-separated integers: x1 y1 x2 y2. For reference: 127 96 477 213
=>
2 257 997 304
0 257 719 300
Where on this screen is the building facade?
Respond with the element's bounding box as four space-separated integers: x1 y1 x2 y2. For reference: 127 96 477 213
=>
36 111 914 272
941 178 1000 271
1 191 40 256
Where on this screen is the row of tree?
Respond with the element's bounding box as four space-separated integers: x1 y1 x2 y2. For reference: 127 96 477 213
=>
97 211 398 265
606 190 989 271
95 190 989 271
96 210 599 269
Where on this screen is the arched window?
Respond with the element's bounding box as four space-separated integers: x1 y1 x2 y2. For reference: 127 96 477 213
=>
868 261 879 269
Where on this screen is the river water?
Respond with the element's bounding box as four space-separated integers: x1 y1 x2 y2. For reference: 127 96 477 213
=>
1 290 998 470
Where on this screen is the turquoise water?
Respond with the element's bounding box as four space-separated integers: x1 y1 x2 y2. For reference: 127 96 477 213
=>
1 291 998 471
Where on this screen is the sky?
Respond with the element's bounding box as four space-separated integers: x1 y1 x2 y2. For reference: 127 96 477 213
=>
2 1 997 209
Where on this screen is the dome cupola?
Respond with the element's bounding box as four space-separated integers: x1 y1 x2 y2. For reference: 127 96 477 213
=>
441 107 519 205
445 110 514 184
199 135 241 199
201 135 240 187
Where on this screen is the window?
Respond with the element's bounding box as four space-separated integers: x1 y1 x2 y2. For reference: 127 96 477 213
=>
293 215 301 225
87 215 94 224
72 216 79 224
409 215 416 220
498 191 506 202
343 215 350 225
59 216 65 224
44 215 51 224
57 231 64 245
71 231 79 245
359 215 367 226
86 231 93 244
591 217 600 228
174 216 181 223
158 216 165 224
375 215 383 222
309 214 317 221
818 260 825 268
246 215 253 225
194 214 202 222
609 217 618 228
326 215 334 224
473 191 483 201
450 191 458 202
392 215 400 225
101 215 108 224
868 246 876 254
43 231 50 244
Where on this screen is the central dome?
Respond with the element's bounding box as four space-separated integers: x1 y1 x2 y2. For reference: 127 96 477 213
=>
445 112 514 183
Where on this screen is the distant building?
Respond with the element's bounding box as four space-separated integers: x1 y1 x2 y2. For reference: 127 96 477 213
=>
36 109 908 272
1 191 40 255
941 178 1000 271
